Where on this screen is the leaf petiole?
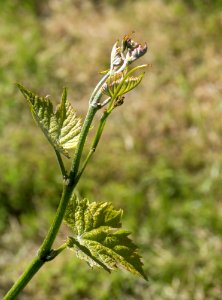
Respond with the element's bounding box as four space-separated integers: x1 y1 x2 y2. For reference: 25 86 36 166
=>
54 148 67 179
76 109 111 180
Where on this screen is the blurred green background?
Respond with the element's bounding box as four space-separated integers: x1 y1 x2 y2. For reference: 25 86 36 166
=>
1 0 222 299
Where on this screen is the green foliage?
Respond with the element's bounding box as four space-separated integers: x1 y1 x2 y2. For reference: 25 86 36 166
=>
2 26 147 298
1 0 222 299
64 195 147 280
103 72 144 98
17 84 82 158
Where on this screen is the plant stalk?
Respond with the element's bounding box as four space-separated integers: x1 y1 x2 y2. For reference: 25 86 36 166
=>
69 105 98 184
3 105 98 299
77 109 110 180
3 257 45 300
40 105 98 258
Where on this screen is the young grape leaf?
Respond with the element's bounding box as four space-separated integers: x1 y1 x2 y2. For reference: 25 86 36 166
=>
17 84 82 158
103 72 144 98
64 195 147 280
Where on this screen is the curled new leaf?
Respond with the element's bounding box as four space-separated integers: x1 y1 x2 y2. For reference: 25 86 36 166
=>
103 72 144 98
17 84 82 158
110 41 123 69
64 195 147 280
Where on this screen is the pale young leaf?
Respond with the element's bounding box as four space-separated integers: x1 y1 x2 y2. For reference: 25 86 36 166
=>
103 72 144 98
17 84 82 158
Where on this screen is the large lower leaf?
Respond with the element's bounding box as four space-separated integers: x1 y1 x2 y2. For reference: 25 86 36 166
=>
17 84 82 158
64 195 147 280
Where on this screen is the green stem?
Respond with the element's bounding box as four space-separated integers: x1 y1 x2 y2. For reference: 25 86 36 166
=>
3 243 67 300
69 105 98 184
89 72 110 105
77 109 111 180
3 256 45 300
4 105 98 299
44 243 68 261
91 110 111 150
39 105 98 259
38 183 72 259
52 243 67 257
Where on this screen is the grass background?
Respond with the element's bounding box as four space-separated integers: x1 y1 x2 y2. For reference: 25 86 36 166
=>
1 0 222 299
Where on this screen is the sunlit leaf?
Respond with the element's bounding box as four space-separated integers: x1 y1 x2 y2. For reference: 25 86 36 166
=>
17 84 82 158
64 195 147 280
110 41 123 68
99 69 110 75
103 72 144 98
